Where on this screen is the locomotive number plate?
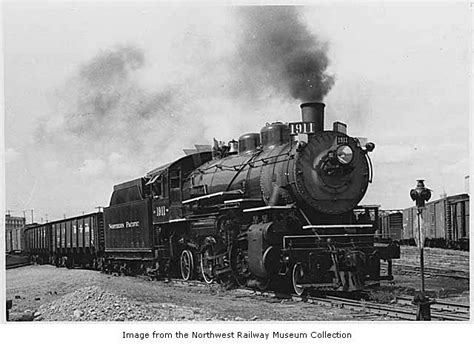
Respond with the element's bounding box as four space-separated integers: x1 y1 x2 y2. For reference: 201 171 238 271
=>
337 136 348 144
156 206 167 217
289 122 315 135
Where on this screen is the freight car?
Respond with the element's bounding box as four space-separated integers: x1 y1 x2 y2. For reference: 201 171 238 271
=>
23 223 50 264
379 211 403 241
23 213 104 267
395 194 469 250
6 227 23 254
5 214 26 254
23 102 400 295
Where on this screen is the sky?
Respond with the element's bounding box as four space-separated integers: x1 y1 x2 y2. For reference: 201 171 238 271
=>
2 2 471 222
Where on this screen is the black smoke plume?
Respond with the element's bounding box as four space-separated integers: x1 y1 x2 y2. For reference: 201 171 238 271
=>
36 45 191 176
234 6 334 101
61 45 178 143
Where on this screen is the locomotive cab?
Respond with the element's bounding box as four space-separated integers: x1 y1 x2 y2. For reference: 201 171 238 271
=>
146 151 213 223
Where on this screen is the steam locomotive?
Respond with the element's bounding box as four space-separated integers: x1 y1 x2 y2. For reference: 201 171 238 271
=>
23 102 399 295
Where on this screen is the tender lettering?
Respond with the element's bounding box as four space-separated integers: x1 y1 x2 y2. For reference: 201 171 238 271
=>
108 221 139 229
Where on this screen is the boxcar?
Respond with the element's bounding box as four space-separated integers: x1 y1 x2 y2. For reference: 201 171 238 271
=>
401 193 469 250
449 195 469 250
380 211 403 241
402 207 416 241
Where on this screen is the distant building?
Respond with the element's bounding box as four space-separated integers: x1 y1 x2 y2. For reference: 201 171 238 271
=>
465 175 470 194
5 213 26 253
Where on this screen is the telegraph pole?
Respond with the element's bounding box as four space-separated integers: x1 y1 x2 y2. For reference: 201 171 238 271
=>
410 179 432 320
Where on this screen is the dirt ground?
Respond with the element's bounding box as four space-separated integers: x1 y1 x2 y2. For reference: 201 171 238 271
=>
368 273 469 305
7 265 393 322
370 246 470 304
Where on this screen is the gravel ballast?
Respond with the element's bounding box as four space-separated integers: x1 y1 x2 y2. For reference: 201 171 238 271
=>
33 285 204 321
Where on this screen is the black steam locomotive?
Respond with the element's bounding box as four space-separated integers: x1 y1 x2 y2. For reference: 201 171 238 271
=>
24 102 399 295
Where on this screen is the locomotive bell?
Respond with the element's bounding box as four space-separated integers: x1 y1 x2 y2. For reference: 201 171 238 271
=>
410 179 431 208
228 139 238 154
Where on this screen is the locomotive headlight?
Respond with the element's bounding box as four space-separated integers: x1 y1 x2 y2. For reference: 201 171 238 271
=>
336 145 354 164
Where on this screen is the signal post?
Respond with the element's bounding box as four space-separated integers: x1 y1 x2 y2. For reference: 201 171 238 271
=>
409 179 433 320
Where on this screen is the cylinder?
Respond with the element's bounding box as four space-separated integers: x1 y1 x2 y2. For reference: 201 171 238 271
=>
300 102 325 132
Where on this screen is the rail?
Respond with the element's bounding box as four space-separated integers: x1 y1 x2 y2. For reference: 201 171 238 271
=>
396 295 469 316
168 278 469 321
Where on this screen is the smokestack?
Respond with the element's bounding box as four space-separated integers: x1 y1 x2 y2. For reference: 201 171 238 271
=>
300 102 325 132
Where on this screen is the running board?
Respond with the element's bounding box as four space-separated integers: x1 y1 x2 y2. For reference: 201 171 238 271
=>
155 218 188 225
243 205 294 213
303 224 373 229
182 190 243 204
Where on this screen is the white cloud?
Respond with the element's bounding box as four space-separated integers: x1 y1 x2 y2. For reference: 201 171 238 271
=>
371 144 417 164
43 160 60 171
107 152 141 179
5 147 21 164
78 159 106 177
441 157 469 176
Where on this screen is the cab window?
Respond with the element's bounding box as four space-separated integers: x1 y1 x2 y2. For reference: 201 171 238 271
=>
153 179 162 197
170 170 180 189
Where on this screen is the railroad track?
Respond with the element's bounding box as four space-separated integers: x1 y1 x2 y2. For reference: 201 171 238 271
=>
391 263 469 280
318 295 469 321
166 277 470 321
395 295 469 319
